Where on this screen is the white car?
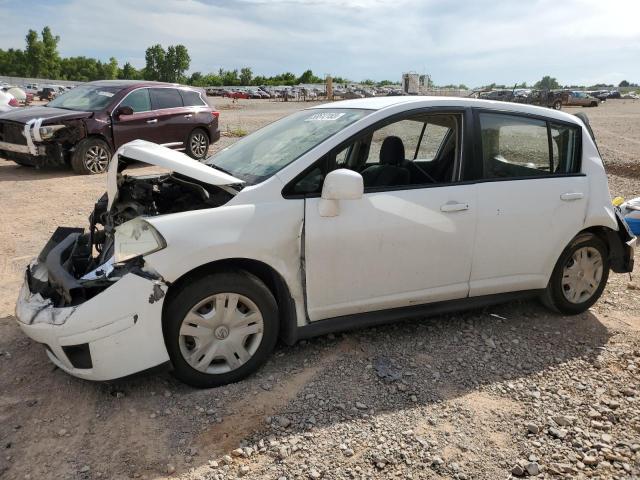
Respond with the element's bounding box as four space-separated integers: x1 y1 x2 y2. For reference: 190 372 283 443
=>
0 90 18 112
15 97 636 387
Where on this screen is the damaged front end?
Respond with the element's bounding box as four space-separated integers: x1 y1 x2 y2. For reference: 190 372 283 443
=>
0 115 87 167
21 146 238 319
14 141 244 379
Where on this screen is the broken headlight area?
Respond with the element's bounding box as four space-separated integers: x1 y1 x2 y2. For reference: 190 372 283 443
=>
25 226 161 309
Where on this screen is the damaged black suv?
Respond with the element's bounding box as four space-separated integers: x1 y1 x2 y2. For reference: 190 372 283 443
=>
0 80 220 174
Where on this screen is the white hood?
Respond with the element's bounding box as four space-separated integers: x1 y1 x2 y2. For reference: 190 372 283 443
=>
107 140 243 209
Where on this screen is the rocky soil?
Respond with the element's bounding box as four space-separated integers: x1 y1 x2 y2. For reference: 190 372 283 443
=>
0 98 639 480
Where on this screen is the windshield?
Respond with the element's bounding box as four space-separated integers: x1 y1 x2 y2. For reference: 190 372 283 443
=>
207 108 371 184
47 84 122 112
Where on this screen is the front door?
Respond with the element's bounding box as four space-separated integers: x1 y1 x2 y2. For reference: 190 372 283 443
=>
301 111 478 321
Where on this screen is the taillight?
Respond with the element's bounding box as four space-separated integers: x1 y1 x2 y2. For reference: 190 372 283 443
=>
211 111 220 119
8 98 19 107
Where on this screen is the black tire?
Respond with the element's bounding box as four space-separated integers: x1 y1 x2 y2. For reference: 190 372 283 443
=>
164 270 279 388
590 102 598 107
186 128 210 160
71 137 111 175
541 233 609 315
553 100 562 110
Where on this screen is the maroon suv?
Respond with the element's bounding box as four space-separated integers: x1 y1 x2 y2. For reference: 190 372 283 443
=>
0 80 220 174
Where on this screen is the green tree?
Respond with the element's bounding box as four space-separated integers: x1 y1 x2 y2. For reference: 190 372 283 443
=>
25 29 45 77
239 67 253 85
99 57 119 79
534 75 560 90
40 26 61 78
118 62 141 79
619 80 630 87
163 44 190 82
298 69 321 84
144 44 165 80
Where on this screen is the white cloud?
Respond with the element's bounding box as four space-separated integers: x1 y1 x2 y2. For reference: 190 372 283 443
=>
0 0 639 86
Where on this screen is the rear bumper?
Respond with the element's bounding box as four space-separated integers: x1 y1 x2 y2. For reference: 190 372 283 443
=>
15 230 170 381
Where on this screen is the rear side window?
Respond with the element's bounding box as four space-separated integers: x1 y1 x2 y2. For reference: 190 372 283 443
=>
120 89 150 112
179 89 206 106
149 88 183 110
479 112 580 179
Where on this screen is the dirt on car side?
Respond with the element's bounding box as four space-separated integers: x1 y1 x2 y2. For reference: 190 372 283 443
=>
0 98 639 479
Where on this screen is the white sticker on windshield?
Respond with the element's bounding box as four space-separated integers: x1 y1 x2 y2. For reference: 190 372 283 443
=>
97 91 115 97
305 112 345 121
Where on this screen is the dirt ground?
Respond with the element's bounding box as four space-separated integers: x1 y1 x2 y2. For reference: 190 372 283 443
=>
0 98 639 480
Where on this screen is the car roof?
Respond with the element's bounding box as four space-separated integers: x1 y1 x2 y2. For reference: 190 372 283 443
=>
314 96 582 125
86 80 186 89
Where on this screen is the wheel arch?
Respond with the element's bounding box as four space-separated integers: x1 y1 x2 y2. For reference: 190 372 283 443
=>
580 224 634 273
75 133 114 152
161 258 299 345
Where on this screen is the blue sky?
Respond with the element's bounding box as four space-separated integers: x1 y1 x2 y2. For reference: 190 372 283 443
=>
1 0 639 86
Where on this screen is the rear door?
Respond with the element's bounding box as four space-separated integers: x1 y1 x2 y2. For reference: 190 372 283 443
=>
149 87 192 148
469 110 587 296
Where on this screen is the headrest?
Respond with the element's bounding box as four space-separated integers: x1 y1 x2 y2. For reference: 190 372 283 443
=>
380 136 405 166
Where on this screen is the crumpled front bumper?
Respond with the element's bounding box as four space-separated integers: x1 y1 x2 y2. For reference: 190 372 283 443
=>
15 234 170 381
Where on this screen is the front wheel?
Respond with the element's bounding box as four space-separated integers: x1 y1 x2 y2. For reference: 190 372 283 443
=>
541 233 609 314
186 128 210 160
71 137 112 174
164 271 279 388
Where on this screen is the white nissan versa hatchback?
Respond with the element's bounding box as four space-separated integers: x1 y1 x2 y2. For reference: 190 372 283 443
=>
16 97 636 388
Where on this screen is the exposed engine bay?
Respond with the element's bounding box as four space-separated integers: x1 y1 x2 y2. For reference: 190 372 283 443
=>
28 170 234 307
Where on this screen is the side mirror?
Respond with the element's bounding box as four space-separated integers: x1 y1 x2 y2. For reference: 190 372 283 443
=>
319 169 363 217
114 105 133 118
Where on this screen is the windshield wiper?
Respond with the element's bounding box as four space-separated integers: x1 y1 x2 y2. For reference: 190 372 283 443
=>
208 164 234 176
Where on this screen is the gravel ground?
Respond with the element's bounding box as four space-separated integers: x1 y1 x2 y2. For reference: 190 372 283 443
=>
0 98 639 480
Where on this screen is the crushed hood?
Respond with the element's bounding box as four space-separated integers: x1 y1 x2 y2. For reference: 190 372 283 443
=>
0 106 93 123
107 140 244 209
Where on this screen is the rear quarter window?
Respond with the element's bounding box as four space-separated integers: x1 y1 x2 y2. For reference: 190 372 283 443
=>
179 89 206 107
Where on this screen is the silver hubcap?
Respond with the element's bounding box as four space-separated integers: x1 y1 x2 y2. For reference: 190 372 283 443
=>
179 293 264 374
85 145 109 173
190 132 208 158
562 246 603 304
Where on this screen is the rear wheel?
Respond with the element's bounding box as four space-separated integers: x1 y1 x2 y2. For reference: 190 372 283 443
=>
186 128 210 160
541 233 609 314
71 137 111 174
164 271 278 388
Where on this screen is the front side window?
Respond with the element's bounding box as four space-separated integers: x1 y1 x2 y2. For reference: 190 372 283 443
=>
285 113 461 195
208 109 371 184
120 88 150 112
46 84 123 112
149 88 183 110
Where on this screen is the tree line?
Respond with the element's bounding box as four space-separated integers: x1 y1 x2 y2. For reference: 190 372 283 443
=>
0 26 355 87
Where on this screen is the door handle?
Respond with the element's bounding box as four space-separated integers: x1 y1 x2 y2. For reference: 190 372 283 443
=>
184 114 193 118
146 119 158 124
560 192 584 201
440 202 469 212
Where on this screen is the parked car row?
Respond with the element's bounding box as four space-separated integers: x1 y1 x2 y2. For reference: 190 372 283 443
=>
0 80 220 174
